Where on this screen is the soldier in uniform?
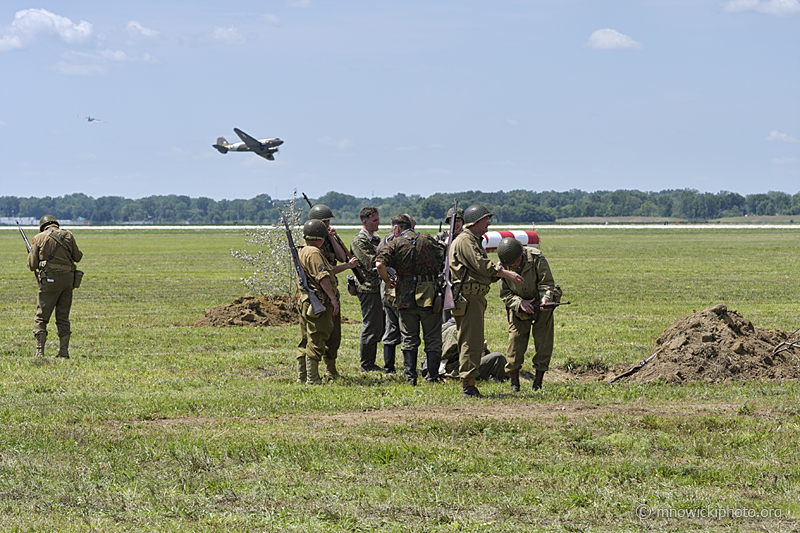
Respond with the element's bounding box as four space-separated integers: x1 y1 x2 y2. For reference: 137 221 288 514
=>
350 207 385 372
497 237 561 391
376 215 445 385
449 205 523 398
296 219 357 385
28 215 83 358
309 204 349 378
434 207 464 245
423 318 508 382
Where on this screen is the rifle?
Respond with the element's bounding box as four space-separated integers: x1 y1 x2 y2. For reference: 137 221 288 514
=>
282 217 326 316
442 199 458 310
17 220 41 288
530 301 571 312
302 192 366 284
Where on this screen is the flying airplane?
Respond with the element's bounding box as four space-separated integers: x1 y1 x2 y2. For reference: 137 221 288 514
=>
78 115 105 123
212 128 283 160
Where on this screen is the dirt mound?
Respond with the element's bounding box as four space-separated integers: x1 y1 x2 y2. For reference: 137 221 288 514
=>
613 304 800 383
193 296 299 327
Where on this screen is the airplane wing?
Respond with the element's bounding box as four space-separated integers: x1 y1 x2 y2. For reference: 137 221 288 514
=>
233 128 262 151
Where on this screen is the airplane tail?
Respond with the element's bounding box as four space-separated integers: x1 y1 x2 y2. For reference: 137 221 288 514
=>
213 137 229 154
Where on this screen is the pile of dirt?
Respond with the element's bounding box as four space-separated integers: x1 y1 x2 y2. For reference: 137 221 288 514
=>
612 304 800 384
193 296 299 328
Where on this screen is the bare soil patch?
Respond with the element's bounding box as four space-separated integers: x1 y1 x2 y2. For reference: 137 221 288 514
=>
608 304 800 384
192 295 299 327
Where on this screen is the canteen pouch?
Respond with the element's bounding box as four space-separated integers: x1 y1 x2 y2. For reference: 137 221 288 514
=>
347 275 358 296
414 281 436 308
450 295 468 317
73 270 84 289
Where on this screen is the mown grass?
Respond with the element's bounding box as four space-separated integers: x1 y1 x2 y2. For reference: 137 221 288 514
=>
0 226 799 531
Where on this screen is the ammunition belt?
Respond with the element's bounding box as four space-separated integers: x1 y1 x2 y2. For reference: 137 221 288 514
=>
459 282 490 295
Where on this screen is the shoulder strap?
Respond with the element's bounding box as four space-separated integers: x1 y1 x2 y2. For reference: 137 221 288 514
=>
46 230 75 266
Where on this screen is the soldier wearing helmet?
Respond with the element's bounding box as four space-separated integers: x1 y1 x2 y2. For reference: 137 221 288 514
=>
27 215 83 358
448 205 524 398
308 204 351 378
497 236 561 392
434 207 464 245
295 219 358 385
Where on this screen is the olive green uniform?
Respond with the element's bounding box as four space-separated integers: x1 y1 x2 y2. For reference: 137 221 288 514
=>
499 247 559 372
351 228 385 370
448 227 502 380
28 227 83 339
318 238 342 364
427 319 507 381
296 245 338 382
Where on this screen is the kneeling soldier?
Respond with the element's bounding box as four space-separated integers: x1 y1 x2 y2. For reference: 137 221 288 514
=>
296 219 357 384
497 237 561 392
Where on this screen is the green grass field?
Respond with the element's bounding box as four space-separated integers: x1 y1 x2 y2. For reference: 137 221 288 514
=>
1 226 799 532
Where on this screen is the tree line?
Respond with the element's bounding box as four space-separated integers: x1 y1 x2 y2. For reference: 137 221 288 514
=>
2 189 799 225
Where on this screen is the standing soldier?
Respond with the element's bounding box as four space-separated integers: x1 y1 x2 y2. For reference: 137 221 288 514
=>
434 207 464 245
28 215 83 358
449 205 523 397
350 207 385 372
497 237 561 391
296 219 357 384
308 204 348 378
376 215 445 385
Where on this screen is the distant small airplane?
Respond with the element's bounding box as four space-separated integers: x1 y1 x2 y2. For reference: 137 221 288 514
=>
78 115 105 123
213 128 283 160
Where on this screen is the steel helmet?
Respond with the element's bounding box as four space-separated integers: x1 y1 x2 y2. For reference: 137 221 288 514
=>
303 219 328 240
497 237 524 265
462 205 492 227
444 207 465 224
309 204 334 221
39 215 59 232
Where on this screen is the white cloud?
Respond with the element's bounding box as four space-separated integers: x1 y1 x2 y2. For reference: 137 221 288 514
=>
319 136 355 149
213 26 244 43
1 8 92 51
54 62 105 76
507 119 519 126
772 156 797 164
99 49 128 61
586 29 642 50
723 0 800 16
287 0 312 7
142 53 159 64
766 130 799 143
394 146 417 151
127 21 159 38
264 14 280 25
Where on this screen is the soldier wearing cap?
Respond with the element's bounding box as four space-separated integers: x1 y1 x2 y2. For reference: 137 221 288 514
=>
296 219 358 384
28 215 83 358
497 237 561 391
376 215 445 385
448 205 523 398
308 204 349 378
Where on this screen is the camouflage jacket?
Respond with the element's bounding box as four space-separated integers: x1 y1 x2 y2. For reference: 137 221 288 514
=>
351 228 381 293
376 230 445 309
499 247 558 320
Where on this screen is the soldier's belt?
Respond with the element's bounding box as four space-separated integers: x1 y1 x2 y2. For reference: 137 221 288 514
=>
397 274 437 283
459 282 490 295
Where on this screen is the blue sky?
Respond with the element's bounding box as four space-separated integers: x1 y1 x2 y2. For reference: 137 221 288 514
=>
1 0 798 201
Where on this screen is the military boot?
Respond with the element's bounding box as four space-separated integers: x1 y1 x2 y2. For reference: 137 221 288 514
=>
297 356 307 384
425 351 441 383
56 334 70 359
306 358 323 385
509 370 520 393
532 370 546 391
402 350 418 386
34 332 47 358
383 344 396 374
460 378 483 398
324 357 340 379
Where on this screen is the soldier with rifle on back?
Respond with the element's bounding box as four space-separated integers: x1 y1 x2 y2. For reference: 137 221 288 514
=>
288 219 358 385
24 215 84 358
303 194 364 378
